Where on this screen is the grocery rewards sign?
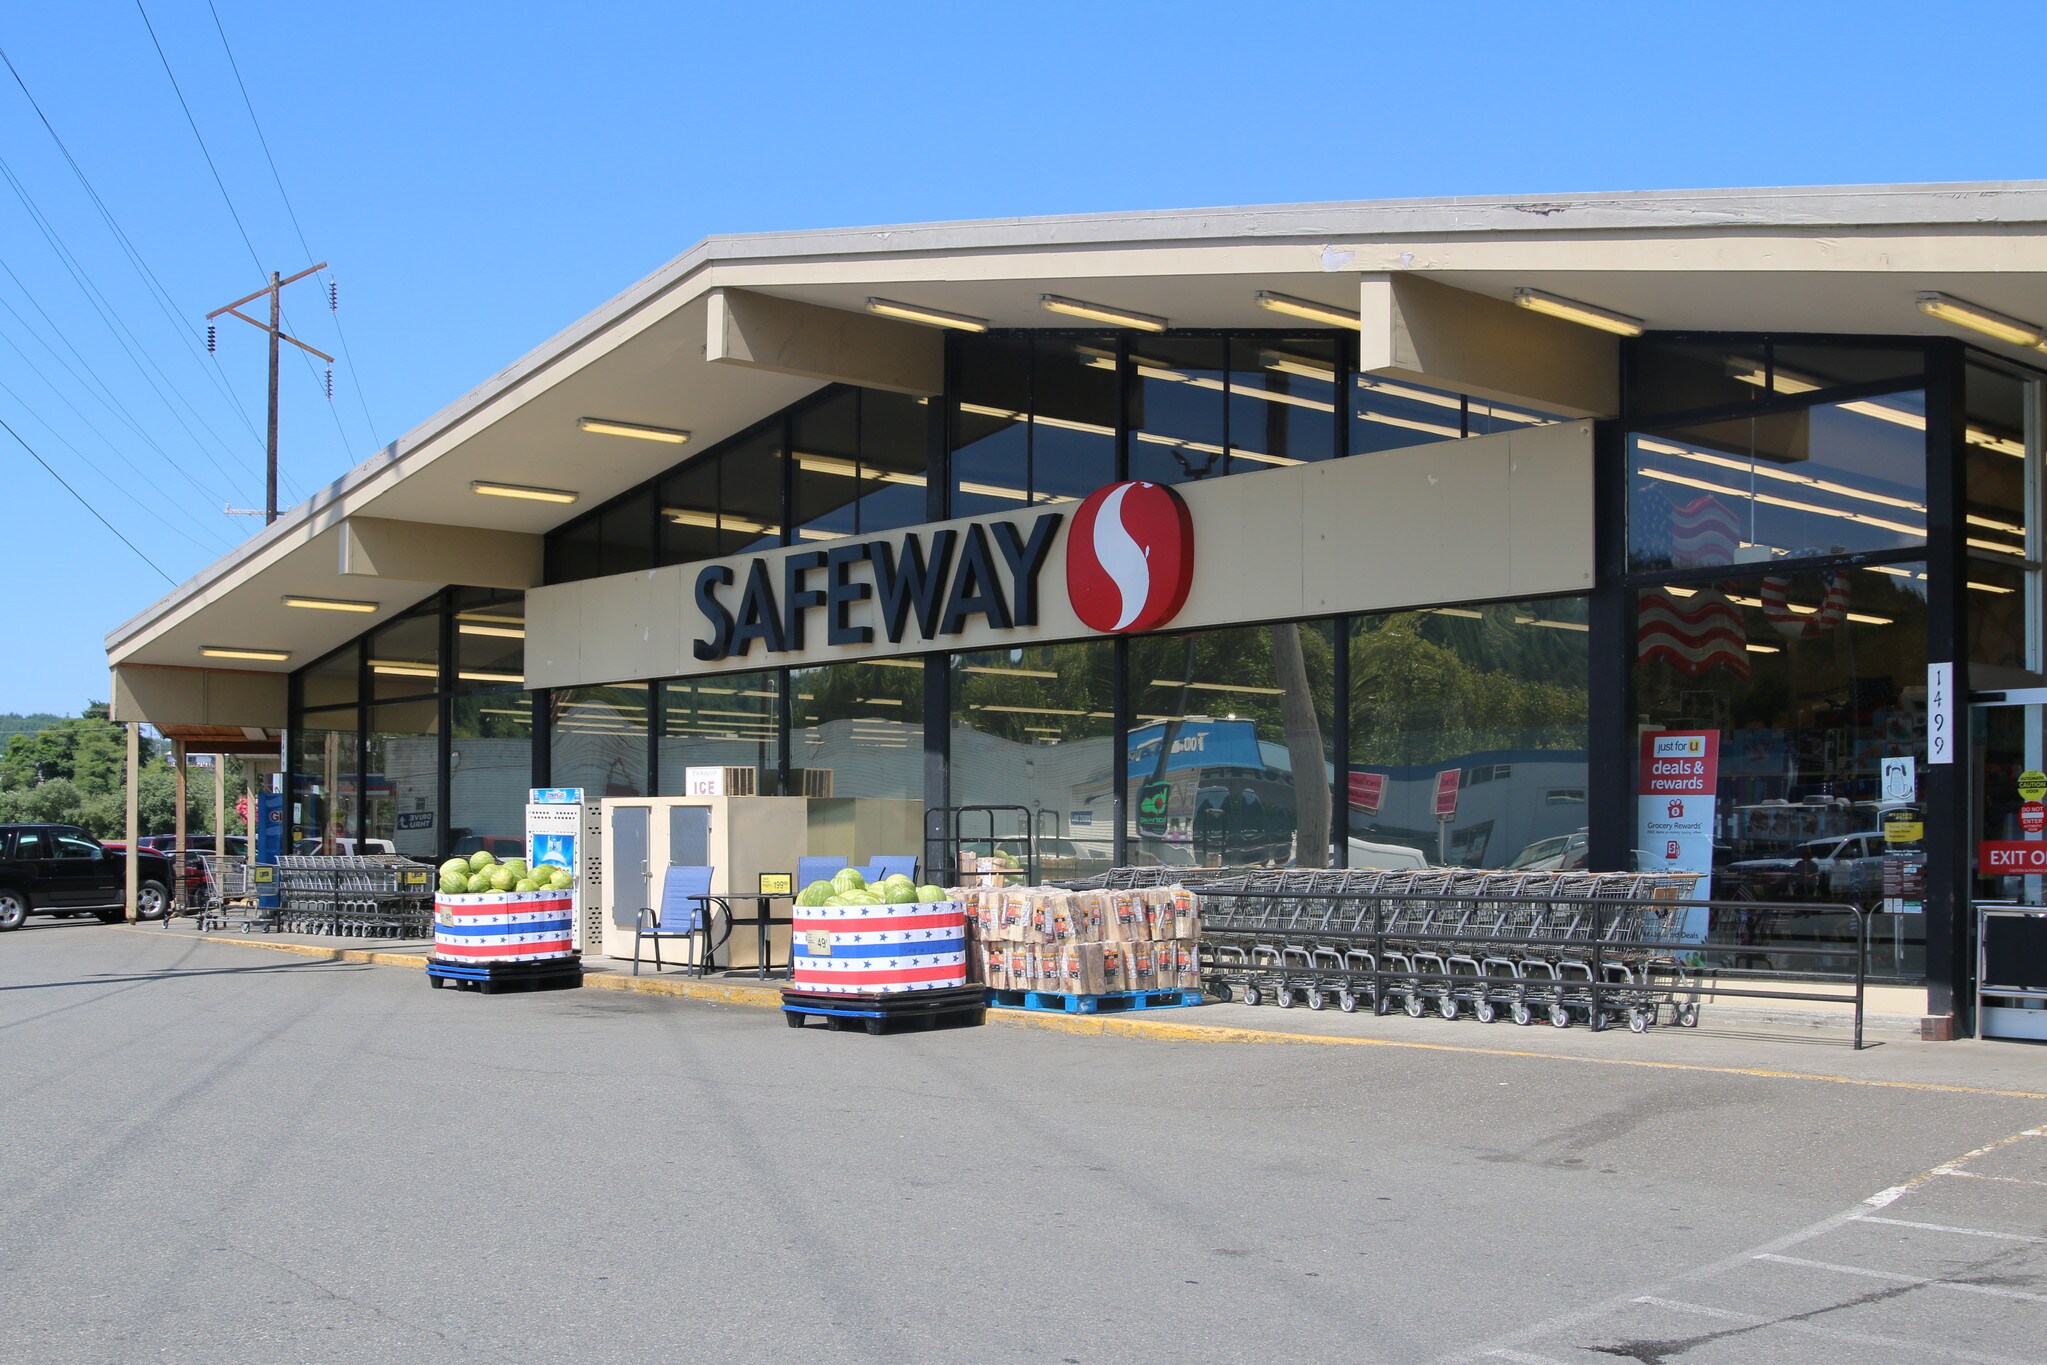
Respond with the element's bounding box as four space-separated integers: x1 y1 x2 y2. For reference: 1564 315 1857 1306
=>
1637 730 1719 929
693 482 1194 662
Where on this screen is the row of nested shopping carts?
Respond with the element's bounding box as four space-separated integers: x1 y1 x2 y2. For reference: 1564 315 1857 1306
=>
196 854 433 938
1191 868 1706 1033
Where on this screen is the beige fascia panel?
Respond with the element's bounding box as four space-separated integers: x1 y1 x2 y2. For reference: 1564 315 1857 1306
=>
111 665 287 729
1358 273 1618 418
706 288 943 397
339 516 542 589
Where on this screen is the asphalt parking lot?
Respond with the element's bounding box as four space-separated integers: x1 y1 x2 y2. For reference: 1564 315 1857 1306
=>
4 919 2044 1364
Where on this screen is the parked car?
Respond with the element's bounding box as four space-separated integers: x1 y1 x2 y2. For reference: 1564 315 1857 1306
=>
292 837 397 855
139 834 248 858
1722 832 1887 904
0 825 174 928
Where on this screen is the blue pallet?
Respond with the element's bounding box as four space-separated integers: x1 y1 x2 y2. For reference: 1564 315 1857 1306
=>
986 987 1203 1015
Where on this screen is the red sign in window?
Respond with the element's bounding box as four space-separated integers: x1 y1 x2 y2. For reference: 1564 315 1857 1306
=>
2022 803 2046 834
1348 772 1385 815
1980 841 2047 874
1433 769 1461 819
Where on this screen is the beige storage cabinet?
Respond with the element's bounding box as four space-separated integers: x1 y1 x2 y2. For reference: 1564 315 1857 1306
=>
597 796 808 970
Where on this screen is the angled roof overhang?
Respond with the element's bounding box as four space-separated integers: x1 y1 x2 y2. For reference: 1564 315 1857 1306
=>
106 179 2047 718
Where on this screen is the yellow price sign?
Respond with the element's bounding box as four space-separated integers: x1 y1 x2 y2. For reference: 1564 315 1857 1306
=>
1883 820 1924 844
2020 770 2047 803
758 872 793 895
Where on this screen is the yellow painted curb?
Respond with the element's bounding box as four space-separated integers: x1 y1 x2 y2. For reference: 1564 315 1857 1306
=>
582 972 782 1008
147 929 2047 1100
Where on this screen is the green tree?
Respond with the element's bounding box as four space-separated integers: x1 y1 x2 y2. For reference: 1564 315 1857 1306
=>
0 701 153 793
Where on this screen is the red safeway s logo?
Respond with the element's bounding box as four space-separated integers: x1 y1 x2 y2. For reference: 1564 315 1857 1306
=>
1065 481 1194 634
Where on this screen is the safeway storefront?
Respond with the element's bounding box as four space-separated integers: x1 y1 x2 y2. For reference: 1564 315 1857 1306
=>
106 182 2047 1034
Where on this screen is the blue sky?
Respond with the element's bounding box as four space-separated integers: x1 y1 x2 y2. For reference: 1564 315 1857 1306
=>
2 0 2039 713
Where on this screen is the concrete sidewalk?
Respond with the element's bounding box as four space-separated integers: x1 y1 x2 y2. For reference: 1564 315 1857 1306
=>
125 919 2042 1097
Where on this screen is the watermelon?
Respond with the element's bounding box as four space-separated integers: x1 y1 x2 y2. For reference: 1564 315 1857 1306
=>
916 884 947 902
796 879 835 908
468 850 497 873
831 867 867 893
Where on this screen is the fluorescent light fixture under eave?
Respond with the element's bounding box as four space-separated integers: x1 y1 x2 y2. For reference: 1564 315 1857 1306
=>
472 480 578 504
457 623 526 639
1512 288 1644 337
1916 293 2044 349
369 661 439 678
281 594 378 613
200 646 290 662
865 297 988 332
577 416 692 445
1039 294 1166 332
457 670 524 684
1254 290 1361 330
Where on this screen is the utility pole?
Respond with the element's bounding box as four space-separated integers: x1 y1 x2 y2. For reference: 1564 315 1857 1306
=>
208 263 332 524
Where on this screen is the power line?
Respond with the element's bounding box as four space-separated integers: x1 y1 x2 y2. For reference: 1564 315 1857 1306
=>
0 374 227 556
0 157 257 498
2 413 175 585
0 310 237 540
0 44 270 465
132 0 357 488
0 253 239 509
205 0 382 450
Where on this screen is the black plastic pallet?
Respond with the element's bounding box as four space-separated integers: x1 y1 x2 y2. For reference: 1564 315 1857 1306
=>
781 984 985 1034
427 955 583 995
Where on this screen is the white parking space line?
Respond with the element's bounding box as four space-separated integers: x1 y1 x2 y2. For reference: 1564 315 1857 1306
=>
1631 1295 2039 1365
1443 1124 2047 1363
1852 1214 2047 1245
1755 1252 2047 1303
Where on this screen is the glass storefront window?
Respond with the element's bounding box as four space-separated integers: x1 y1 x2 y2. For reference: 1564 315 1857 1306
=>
1965 361 2037 673
1349 374 1465 455
449 692 530 858
657 673 777 796
952 642 1116 880
854 390 931 533
300 643 358 709
791 659 925 869
1628 390 1930 572
656 451 722 567
1227 337 1337 469
721 428 786 555
1348 601 1589 871
549 684 649 798
368 612 440 699
597 489 655 577
1632 563 1929 977
365 698 439 860
452 590 524 688
291 710 358 853
1127 337 1227 487
951 334 1032 521
793 389 860 545
1029 337 1117 505
1128 622 1335 870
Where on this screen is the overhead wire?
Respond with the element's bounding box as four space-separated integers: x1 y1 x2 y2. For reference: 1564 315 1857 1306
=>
0 247 240 509
0 44 271 468
2 413 176 585
0 373 227 556
205 0 382 452
0 308 237 539
132 0 347 497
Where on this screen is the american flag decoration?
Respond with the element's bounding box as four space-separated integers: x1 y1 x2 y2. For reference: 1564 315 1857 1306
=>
1639 587 1752 680
1760 571 1850 639
790 901 967 995
1666 493 1742 567
433 890 576 963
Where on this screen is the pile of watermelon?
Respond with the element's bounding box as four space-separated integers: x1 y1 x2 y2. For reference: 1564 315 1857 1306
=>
794 866 948 908
437 849 575 897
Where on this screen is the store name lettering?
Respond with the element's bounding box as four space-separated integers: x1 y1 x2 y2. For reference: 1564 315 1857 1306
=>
693 514 1064 662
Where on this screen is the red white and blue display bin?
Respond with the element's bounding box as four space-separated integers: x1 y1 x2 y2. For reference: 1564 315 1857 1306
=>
788 900 967 994
432 890 577 964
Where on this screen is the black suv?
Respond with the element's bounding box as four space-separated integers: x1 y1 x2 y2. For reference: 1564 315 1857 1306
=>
0 824 173 930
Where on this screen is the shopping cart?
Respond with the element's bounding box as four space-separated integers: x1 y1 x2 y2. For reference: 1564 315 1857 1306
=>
198 855 279 933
